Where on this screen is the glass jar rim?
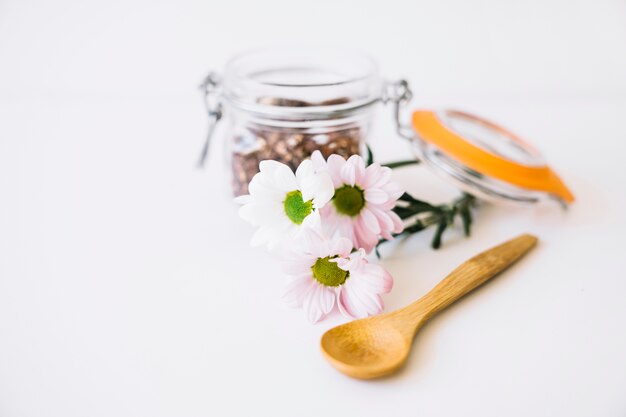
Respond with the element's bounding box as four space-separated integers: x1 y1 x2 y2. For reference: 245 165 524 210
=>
221 46 383 119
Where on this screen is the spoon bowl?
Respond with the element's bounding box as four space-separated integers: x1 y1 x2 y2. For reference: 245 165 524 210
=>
321 234 538 379
321 319 412 379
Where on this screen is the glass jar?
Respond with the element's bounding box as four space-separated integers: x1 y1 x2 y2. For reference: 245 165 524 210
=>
200 47 385 196
199 47 573 207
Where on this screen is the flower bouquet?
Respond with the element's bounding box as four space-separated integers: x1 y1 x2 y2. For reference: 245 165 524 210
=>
235 150 475 323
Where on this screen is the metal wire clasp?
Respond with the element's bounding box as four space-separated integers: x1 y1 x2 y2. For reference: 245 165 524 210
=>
197 72 223 168
382 79 415 141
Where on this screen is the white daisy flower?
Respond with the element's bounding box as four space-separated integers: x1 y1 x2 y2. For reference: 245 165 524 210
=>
235 159 334 251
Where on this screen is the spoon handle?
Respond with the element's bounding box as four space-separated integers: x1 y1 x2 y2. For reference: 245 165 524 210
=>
401 234 538 327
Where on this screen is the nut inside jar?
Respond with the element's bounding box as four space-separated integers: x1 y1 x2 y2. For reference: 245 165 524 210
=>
230 95 365 196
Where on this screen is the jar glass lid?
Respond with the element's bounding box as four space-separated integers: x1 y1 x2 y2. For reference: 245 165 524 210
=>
410 109 574 206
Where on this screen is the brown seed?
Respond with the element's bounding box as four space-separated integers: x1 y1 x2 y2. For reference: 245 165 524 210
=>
230 98 364 196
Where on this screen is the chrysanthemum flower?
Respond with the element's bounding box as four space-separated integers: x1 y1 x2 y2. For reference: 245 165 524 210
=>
236 159 334 250
310 151 404 253
282 230 393 323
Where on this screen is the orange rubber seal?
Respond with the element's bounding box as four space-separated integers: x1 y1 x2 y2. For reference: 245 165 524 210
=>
412 110 574 203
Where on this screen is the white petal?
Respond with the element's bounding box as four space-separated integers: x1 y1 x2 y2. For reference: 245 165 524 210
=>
234 194 251 205
300 209 321 231
260 160 298 192
300 171 333 206
295 159 315 185
310 150 326 172
238 201 283 226
250 225 278 247
248 173 283 202
313 175 334 208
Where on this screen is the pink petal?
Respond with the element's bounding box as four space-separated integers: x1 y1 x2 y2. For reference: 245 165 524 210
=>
337 284 366 319
318 286 337 315
389 210 404 233
354 264 393 293
345 282 383 316
303 284 325 323
282 276 315 308
369 206 394 231
364 188 388 205
371 166 393 189
330 237 353 258
381 181 404 201
340 159 356 186
363 164 391 189
326 155 346 188
360 208 381 235
351 155 366 185
362 163 381 189
282 257 316 275
300 227 326 257
354 216 379 253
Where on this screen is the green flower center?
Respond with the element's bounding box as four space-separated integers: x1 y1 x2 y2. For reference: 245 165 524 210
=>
283 190 313 225
333 185 365 217
311 256 349 287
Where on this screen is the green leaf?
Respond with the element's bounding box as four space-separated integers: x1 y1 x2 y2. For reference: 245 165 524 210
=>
404 220 427 234
377 192 477 252
393 206 420 220
431 219 448 249
398 193 437 211
460 206 472 236
366 145 374 166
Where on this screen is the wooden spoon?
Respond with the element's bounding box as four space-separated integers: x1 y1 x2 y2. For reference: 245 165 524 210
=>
321 234 538 379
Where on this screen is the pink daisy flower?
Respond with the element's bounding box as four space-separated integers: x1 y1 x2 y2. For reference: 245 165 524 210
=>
282 230 393 323
310 150 404 253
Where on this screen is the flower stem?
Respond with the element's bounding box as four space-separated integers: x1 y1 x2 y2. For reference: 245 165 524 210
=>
376 192 476 256
382 159 420 169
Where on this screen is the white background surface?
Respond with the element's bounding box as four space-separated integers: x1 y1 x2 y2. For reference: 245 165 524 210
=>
1 1 626 416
